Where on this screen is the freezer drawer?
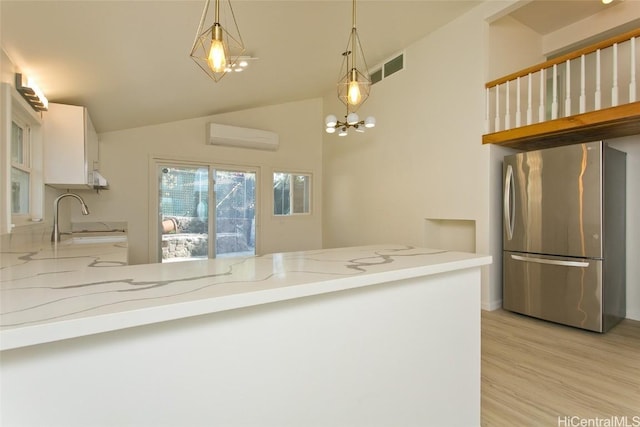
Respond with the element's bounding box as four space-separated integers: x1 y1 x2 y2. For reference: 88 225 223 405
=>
503 251 603 332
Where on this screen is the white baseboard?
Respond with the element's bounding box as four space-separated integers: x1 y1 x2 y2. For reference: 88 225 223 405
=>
625 309 640 321
481 299 502 311
481 301 639 321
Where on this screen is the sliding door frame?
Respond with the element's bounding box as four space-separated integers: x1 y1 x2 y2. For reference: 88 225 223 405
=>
148 155 260 264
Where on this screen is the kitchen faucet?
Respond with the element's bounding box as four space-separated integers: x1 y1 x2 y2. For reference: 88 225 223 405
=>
51 193 90 242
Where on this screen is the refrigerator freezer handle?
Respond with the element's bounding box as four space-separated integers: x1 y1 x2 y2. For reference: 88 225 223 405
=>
504 164 515 240
511 254 590 268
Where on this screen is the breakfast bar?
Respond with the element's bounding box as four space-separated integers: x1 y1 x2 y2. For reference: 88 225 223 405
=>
1 243 490 426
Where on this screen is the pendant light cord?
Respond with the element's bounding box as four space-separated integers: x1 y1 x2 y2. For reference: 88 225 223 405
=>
352 0 356 29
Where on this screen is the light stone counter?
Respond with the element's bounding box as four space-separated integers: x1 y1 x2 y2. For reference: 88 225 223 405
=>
1 244 488 351
1 243 490 427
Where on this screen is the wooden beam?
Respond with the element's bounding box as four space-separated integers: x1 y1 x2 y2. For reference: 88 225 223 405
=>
482 102 640 151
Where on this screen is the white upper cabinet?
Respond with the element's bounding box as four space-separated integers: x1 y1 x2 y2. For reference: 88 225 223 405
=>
43 103 102 189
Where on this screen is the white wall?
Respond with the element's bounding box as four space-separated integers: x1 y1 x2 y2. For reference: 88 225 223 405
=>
608 136 640 320
0 49 61 235
322 1 640 319
323 3 498 308
73 98 323 265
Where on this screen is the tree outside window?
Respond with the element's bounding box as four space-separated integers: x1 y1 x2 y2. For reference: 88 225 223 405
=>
273 172 310 215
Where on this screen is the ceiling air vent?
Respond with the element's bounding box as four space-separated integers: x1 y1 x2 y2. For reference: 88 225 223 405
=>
371 52 404 85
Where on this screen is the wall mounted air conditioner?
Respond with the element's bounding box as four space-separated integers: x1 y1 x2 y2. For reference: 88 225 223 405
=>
207 123 279 151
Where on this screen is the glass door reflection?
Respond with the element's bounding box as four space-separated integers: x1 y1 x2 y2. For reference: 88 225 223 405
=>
214 168 256 258
159 165 209 263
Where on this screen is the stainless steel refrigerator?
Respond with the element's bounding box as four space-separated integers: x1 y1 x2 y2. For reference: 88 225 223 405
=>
503 141 626 332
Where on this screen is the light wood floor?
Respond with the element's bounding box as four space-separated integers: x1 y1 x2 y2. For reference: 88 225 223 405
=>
481 309 640 426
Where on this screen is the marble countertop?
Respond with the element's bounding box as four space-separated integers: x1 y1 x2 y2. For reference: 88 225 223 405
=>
0 244 491 351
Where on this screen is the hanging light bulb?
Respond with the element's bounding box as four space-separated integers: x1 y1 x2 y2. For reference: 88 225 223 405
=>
324 0 376 137
347 70 362 106
190 0 245 82
207 25 227 72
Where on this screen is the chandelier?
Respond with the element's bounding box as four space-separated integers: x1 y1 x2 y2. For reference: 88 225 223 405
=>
190 0 245 82
324 109 376 136
324 0 375 136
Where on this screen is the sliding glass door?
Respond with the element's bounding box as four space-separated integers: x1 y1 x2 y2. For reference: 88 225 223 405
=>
213 168 256 258
157 163 256 263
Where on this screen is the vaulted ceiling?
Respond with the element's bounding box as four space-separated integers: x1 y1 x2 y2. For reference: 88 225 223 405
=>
0 0 617 133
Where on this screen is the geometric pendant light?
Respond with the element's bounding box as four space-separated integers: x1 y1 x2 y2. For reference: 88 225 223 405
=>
336 0 371 111
324 0 376 136
190 0 245 82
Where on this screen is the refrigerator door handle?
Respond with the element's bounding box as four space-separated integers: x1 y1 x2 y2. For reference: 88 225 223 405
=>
511 254 590 268
504 164 515 240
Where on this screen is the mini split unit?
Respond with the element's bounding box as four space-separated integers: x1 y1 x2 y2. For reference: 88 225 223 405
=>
207 123 279 151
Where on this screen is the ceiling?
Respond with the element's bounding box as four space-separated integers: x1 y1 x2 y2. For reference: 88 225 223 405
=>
0 0 616 133
509 0 616 35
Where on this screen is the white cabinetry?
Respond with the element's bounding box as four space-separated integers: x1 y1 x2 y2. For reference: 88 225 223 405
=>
43 103 100 189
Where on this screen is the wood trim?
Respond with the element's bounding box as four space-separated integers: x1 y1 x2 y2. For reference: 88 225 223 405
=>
486 28 640 88
482 101 640 150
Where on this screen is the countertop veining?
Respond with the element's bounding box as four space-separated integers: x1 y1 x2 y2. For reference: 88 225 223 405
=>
1 240 490 351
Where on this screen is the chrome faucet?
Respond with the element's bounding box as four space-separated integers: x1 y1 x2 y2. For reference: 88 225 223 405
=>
51 193 90 242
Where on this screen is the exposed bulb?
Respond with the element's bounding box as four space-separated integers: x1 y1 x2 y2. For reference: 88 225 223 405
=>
348 80 362 105
364 116 376 128
207 26 226 73
325 114 337 127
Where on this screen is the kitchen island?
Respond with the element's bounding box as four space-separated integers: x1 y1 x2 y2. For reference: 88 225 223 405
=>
1 243 490 427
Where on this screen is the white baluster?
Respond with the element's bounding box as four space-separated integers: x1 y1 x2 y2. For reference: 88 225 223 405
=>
564 60 571 116
527 73 533 125
551 64 558 119
515 77 521 128
485 87 490 133
612 42 619 107
539 68 546 122
494 84 500 132
579 54 586 113
630 37 637 103
505 81 511 130
595 49 602 110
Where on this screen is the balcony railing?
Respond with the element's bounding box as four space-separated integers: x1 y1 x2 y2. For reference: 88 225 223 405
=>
483 28 640 150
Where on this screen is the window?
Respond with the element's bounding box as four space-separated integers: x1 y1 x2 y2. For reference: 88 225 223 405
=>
2 82 44 233
273 172 311 215
11 119 31 216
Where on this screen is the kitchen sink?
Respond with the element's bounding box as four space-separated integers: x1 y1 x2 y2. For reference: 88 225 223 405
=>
62 231 127 245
